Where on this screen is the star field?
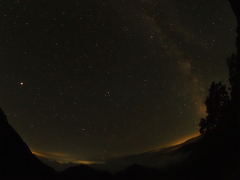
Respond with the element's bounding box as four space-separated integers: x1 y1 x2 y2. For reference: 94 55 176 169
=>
0 0 237 163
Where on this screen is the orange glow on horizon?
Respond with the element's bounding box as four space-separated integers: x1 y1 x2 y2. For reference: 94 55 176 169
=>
30 149 104 165
31 132 201 163
169 132 200 147
148 132 201 153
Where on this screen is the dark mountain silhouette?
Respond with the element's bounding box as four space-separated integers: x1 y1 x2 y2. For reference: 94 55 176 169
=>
0 2 239 179
0 108 57 180
113 163 162 180
59 164 112 180
87 136 201 175
37 156 80 172
0 106 206 180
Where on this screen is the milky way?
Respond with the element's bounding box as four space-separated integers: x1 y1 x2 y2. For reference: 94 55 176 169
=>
0 0 237 162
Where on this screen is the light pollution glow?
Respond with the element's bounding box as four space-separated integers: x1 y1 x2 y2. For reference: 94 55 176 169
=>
169 132 200 146
31 133 200 164
31 149 104 165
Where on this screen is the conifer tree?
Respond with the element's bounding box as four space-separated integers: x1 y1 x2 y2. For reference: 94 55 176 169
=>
199 82 229 134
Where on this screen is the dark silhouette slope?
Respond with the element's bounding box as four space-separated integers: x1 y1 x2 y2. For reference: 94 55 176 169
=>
171 130 239 179
228 0 240 122
0 108 56 180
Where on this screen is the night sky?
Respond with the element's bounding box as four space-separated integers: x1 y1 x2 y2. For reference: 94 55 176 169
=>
0 0 237 164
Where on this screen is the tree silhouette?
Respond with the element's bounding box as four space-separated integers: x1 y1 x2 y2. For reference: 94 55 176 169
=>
227 54 237 95
227 0 240 123
199 82 229 134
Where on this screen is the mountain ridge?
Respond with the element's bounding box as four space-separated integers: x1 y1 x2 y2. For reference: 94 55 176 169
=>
0 108 57 180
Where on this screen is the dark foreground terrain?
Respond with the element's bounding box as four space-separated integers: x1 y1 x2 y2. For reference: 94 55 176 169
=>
0 107 239 180
1 0 240 178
